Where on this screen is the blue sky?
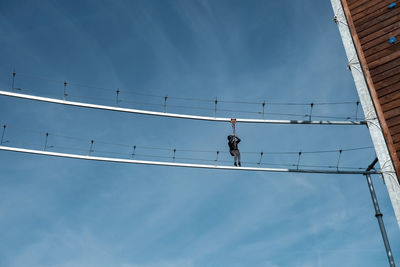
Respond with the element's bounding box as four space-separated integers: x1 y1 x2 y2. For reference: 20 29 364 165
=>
0 0 399 266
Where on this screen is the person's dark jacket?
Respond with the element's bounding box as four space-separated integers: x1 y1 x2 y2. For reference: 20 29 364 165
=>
227 135 241 151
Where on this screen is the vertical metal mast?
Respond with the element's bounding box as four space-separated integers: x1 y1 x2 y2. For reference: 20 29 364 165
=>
365 158 396 267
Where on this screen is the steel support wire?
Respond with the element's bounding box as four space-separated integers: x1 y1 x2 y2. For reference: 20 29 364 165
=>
0 91 366 125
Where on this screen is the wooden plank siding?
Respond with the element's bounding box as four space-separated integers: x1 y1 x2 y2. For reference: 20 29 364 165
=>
342 0 400 182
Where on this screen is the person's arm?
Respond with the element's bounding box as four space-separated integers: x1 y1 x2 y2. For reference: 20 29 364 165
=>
236 136 241 143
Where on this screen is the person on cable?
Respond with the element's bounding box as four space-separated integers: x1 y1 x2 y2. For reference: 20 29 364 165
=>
227 134 241 166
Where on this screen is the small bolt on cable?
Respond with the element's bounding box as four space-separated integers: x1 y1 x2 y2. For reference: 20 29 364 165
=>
336 149 343 171
173 148 176 162
309 103 314 121
258 152 264 166
347 56 360 72
116 89 120 106
355 101 360 121
88 140 94 156
214 97 218 118
11 70 16 91
262 101 266 119
63 81 68 100
1 124 6 144
332 11 348 27
131 145 136 159
44 132 49 151
42 132 53 150
163 95 168 113
296 151 302 170
215 150 220 165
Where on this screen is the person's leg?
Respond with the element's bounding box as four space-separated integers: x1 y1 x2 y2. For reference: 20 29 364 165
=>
232 150 237 166
237 150 241 166
233 150 239 166
230 150 236 165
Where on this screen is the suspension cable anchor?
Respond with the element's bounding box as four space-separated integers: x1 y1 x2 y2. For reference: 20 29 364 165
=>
355 101 360 121
11 70 16 91
1 124 7 144
63 81 68 100
296 151 302 170
214 97 218 117
116 89 120 106
44 132 49 150
258 152 264 166
262 101 266 118
131 145 136 159
88 140 94 155
309 103 314 121
163 96 168 112
336 149 342 171
215 150 220 165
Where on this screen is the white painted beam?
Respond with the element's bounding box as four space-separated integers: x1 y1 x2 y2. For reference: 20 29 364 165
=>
0 90 365 125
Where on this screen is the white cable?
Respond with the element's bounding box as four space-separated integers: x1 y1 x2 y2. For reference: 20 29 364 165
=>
0 90 366 125
0 145 380 175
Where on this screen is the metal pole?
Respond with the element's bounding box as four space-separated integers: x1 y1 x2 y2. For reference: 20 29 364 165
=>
44 132 49 151
163 96 168 113
131 145 136 159
262 101 266 119
88 140 94 156
11 71 16 91
1 124 6 144
214 97 218 118
365 158 395 267
309 103 314 121
116 89 120 106
365 174 396 267
63 81 68 100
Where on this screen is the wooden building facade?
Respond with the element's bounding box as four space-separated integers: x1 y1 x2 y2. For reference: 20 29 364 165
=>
341 0 400 182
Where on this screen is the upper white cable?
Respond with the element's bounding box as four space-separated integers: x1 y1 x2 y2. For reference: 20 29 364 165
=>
0 90 366 125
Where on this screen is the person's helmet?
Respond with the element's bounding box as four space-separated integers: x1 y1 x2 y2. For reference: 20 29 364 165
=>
227 135 232 141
